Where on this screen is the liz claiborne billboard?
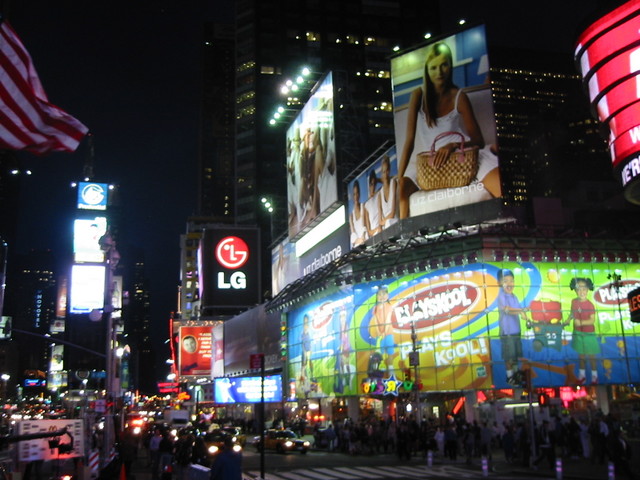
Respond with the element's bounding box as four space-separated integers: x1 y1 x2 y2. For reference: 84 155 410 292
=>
288 261 640 399
390 24 501 220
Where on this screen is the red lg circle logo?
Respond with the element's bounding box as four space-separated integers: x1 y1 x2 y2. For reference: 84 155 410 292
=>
215 236 249 269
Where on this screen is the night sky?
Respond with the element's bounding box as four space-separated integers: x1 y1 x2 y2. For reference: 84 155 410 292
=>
3 0 613 378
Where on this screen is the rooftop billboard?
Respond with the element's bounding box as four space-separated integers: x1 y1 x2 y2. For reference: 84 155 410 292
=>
286 72 338 239
390 24 501 222
198 227 261 308
179 324 224 378
288 260 640 398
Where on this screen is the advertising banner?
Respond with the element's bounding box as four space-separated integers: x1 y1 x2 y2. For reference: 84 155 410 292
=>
50 344 64 372
18 419 84 461
69 264 105 314
288 261 640 398
286 72 338 239
73 216 107 263
390 24 501 222
223 304 282 376
179 325 223 378
347 145 399 247
77 182 108 211
271 224 349 295
213 375 283 403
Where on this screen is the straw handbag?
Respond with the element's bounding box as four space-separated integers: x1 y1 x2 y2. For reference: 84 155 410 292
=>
416 131 479 191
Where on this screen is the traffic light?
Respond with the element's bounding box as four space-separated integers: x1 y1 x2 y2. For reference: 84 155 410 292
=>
280 314 287 360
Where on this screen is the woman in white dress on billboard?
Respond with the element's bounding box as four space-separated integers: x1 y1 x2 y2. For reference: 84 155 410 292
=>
349 180 368 246
364 170 382 237
397 41 500 218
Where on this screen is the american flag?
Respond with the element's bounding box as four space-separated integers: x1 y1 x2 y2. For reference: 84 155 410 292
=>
0 20 88 154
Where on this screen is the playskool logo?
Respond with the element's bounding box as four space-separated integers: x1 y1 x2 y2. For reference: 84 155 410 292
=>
391 282 479 330
594 279 640 305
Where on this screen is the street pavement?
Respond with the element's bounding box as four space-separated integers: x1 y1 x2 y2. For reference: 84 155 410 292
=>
123 437 636 480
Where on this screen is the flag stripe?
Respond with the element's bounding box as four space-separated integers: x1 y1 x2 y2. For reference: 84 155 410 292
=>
0 22 86 151
0 20 88 154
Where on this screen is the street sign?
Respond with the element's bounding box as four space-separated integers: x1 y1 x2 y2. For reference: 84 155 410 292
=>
94 399 106 413
250 353 264 369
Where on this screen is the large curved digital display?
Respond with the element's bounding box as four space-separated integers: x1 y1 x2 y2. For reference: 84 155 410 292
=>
575 1 640 202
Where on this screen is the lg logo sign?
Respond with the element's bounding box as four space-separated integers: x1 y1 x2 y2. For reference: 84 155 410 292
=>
215 236 249 290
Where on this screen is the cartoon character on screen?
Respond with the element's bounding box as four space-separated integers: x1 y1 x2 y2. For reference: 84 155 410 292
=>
371 286 397 375
564 277 600 384
334 307 352 393
497 269 530 386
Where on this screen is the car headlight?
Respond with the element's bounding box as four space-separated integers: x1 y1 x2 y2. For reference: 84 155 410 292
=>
285 441 293 447
303 441 310 447
133 427 141 435
208 446 219 454
232 445 242 453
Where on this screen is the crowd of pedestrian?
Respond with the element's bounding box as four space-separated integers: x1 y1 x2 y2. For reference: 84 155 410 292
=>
303 411 636 479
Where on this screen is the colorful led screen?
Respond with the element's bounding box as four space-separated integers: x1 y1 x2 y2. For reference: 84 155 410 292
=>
213 375 283 404
287 261 640 399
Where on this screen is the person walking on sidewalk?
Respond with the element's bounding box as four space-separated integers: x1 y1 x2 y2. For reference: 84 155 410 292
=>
210 436 242 480
534 420 555 469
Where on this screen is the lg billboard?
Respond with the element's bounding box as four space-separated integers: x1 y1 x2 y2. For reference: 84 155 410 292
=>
198 227 260 308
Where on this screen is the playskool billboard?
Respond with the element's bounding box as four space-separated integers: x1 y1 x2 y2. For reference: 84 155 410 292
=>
287 261 640 399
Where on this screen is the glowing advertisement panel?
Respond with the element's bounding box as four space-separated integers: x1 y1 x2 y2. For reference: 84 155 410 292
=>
271 238 299 297
390 24 501 221
179 324 224 378
69 264 105 314
77 182 108 210
73 217 107 263
286 72 337 239
347 145 398 247
575 1 640 199
288 261 640 398
213 375 283 403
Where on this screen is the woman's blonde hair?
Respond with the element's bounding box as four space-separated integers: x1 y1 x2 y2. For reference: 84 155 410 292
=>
422 42 454 127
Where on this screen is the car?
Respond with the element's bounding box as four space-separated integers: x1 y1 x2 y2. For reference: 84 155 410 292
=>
221 426 246 447
253 429 310 454
203 429 242 458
